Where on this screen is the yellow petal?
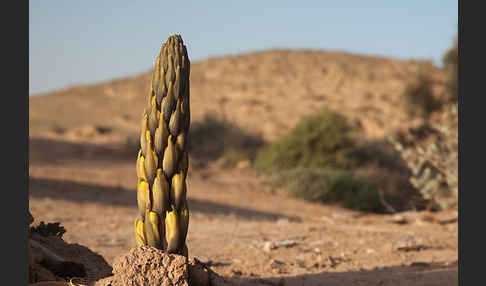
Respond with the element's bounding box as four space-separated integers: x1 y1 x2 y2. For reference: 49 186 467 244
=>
162 135 177 178
169 100 181 136
134 218 147 247
152 169 170 216
165 209 180 253
171 172 186 210
144 209 159 248
137 181 150 219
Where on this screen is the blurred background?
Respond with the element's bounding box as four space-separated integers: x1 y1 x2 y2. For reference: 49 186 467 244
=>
30 1 457 96
29 1 458 282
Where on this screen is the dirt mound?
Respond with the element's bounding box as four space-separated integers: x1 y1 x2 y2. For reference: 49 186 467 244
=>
29 232 112 284
95 246 233 286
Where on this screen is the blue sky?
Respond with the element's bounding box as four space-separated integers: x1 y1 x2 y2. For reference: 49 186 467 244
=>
29 1 457 96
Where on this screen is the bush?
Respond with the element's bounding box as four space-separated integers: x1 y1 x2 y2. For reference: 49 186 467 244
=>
253 109 399 213
351 141 427 212
30 221 67 240
389 103 458 210
403 66 444 120
253 110 357 173
271 167 384 213
188 114 264 167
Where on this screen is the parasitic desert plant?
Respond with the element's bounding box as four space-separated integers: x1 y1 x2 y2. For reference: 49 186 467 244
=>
134 35 190 256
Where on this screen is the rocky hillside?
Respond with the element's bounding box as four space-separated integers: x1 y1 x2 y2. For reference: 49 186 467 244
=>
29 49 446 143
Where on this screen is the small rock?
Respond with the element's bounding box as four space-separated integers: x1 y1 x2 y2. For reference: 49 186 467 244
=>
262 241 275 252
268 259 287 274
392 235 430 252
276 218 290 225
258 239 297 252
390 215 408 224
437 214 458 225
269 259 284 269
279 240 297 248
295 259 306 268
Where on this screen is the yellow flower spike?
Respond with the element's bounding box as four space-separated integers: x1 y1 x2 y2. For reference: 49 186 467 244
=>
152 169 170 216
165 209 180 253
137 181 150 219
162 135 177 178
135 35 191 252
171 172 186 210
134 218 147 247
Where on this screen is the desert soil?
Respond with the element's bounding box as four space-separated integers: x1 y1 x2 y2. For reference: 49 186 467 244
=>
29 50 457 285
29 134 457 286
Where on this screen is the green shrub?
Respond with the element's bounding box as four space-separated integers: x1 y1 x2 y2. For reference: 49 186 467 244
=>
253 110 396 213
271 167 384 213
350 140 427 212
30 221 66 240
253 110 357 173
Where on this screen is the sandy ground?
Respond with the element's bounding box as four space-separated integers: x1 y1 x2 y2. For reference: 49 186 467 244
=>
28 136 458 286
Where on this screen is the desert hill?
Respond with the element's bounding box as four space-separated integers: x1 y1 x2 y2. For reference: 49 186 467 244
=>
29 49 446 143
